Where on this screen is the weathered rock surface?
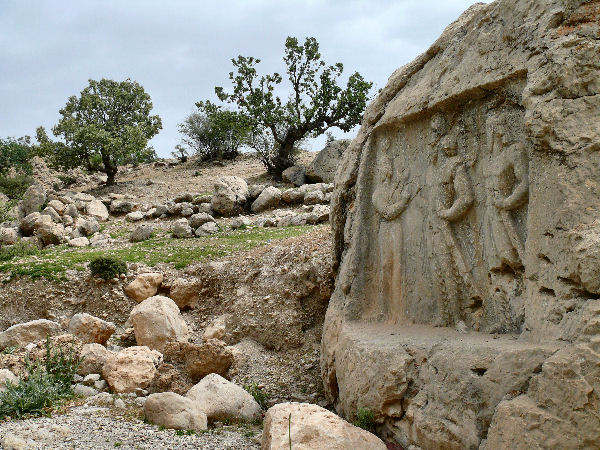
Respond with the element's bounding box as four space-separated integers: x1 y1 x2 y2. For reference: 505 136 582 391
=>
102 346 162 393
0 319 62 350
306 139 349 183
186 373 261 423
322 0 600 448
0 369 17 392
172 218 193 238
68 313 115 345
78 343 115 376
129 295 189 352
251 186 282 213
86 199 109 221
124 273 164 303
162 339 234 381
144 392 208 432
282 165 306 187
262 402 386 450
169 278 200 310
211 176 249 217
18 184 46 218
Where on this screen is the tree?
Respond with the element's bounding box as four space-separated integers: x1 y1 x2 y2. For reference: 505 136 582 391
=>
215 36 373 179
0 136 33 175
50 78 162 185
178 100 252 161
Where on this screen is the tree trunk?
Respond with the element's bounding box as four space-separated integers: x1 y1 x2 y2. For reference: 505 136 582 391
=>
272 141 296 180
102 153 118 185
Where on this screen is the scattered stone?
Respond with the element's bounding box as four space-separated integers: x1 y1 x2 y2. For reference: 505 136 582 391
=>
68 313 116 345
192 194 212 205
86 200 109 221
126 211 144 222
248 184 266 200
130 224 154 242
303 190 325 205
76 217 100 236
281 188 304 204
129 295 189 352
41 206 61 222
174 193 194 203
19 212 41 236
251 186 282 213
186 373 262 423
0 319 62 350
18 184 46 218
74 193 94 202
74 384 98 397
0 369 18 392
144 392 208 432
202 315 229 341
0 228 18 245
102 346 162 393
172 218 193 238
68 237 90 247
189 213 215 229
163 339 234 382
110 200 134 214
195 222 218 236
78 343 115 376
262 402 386 450
305 205 330 224
124 273 164 303
64 204 79 218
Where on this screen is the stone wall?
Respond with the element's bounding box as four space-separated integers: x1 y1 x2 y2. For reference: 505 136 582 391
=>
322 0 600 448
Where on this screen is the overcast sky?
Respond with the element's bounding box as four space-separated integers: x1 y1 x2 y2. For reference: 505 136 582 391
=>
0 0 491 157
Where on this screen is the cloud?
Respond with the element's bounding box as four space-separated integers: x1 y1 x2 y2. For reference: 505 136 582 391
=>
0 0 490 157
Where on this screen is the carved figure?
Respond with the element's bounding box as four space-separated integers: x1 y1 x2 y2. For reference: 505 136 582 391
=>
432 135 476 324
372 150 413 314
484 116 529 271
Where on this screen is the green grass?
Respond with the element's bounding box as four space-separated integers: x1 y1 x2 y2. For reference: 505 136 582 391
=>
0 225 317 281
244 383 270 410
353 407 375 432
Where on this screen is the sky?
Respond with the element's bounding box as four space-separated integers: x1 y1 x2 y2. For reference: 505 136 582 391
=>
0 0 492 158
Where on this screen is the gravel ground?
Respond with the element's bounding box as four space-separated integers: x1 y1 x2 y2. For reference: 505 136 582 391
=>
0 405 261 450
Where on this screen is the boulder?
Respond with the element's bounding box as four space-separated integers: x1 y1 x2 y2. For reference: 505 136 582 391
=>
186 373 262 423
86 200 109 221
282 165 306 187
211 176 249 217
230 216 251 230
102 346 162 393
129 295 189 352
305 139 349 183
130 224 154 242
251 186 282 213
0 369 17 392
41 206 61 222
47 199 66 215
76 217 100 236
189 213 215 229
68 313 115 345
125 211 144 222
248 184 266 200
110 200 134 214
262 402 386 450
281 188 304 204
78 343 115 376
19 212 41 236
144 392 207 432
169 278 200 310
0 227 18 245
63 204 79 218
68 237 89 247
303 190 325 205
74 193 94 202
174 193 194 203
195 222 218 236
305 205 330 224
124 273 164 303
172 218 193 238
162 339 234 381
0 319 61 350
202 315 229 341
18 184 46 218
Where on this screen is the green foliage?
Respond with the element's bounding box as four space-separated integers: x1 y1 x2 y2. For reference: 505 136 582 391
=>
244 383 270 410
0 136 34 175
172 144 189 163
215 36 373 178
0 338 80 419
0 199 16 223
0 241 40 262
88 256 127 280
0 174 34 201
179 101 253 161
353 407 375 432
57 174 77 187
47 78 162 185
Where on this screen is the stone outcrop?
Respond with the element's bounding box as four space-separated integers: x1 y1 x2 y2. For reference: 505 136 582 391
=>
185 373 262 423
321 1 600 448
262 402 386 450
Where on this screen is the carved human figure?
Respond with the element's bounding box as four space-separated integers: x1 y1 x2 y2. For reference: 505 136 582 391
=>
432 135 475 325
484 117 529 271
372 150 413 315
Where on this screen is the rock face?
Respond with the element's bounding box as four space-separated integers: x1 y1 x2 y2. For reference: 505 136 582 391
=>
321 1 600 449
211 176 249 217
144 392 208 432
262 402 386 450
129 295 189 352
306 139 350 183
0 319 62 350
185 373 262 423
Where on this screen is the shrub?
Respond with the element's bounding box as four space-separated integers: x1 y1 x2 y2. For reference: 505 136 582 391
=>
0 241 40 262
89 256 127 280
0 174 34 200
0 199 16 223
353 407 375 432
0 338 80 419
57 174 77 187
244 383 270 410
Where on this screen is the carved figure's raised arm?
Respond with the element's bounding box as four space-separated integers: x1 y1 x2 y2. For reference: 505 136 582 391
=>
499 144 529 210
372 184 411 221
439 163 474 222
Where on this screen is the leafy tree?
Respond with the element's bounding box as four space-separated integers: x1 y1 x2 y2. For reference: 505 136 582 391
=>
179 101 252 161
49 78 162 185
215 36 373 178
0 136 33 175
172 144 189 163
